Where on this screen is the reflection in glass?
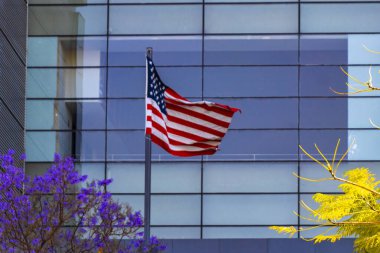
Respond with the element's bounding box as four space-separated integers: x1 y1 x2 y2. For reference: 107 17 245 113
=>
205 4 298 34
108 36 202 66
204 66 298 97
30 0 106 3
109 5 202 35
151 227 200 239
107 99 145 129
26 100 106 130
204 36 298 65
203 227 288 239
26 131 105 162
107 163 144 193
27 68 106 98
28 37 107 67
29 6 107 35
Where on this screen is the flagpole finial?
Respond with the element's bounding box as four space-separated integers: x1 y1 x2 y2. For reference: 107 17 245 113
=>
146 47 153 59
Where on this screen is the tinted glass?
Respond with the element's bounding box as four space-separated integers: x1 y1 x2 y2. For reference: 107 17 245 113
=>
151 227 200 239
30 0 106 3
108 36 202 66
203 227 288 239
107 99 144 129
28 37 107 67
205 4 298 34
204 67 298 97
29 6 107 35
109 5 202 35
107 163 144 193
205 36 298 65
27 68 106 98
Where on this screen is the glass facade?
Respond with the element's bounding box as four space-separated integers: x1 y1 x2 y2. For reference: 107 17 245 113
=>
26 0 380 239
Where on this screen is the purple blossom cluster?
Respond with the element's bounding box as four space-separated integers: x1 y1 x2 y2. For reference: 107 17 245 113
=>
0 150 166 253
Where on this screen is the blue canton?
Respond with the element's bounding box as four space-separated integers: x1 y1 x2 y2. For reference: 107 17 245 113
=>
147 57 167 115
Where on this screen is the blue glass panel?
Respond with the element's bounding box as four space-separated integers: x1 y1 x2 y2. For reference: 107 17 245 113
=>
152 195 201 225
30 0 106 3
301 4 380 33
204 162 298 193
203 195 298 225
203 227 288 238
204 66 298 97
205 35 298 65
114 195 144 215
107 163 144 193
205 4 298 34
29 6 107 35
108 67 202 98
27 68 106 98
28 37 107 67
151 227 200 239
300 35 348 65
26 100 106 130
152 162 201 193
107 99 144 129
211 98 298 129
26 131 105 162
208 130 298 161
300 98 348 129
109 5 202 34
108 36 202 66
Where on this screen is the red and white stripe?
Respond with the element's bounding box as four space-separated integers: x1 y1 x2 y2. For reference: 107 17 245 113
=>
146 87 240 157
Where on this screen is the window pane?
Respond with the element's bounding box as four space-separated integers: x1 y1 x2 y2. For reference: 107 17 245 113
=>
30 0 106 3
26 100 106 130
203 162 297 193
152 195 201 225
107 163 144 193
205 4 298 34
26 131 105 162
29 6 107 35
27 68 106 98
28 37 107 67
114 195 144 215
210 98 298 129
203 227 288 239
111 0 200 2
108 67 202 98
300 162 380 193
76 163 105 185
151 227 200 239
203 195 298 225
208 130 298 161
107 99 144 129
205 36 298 65
301 4 380 33
204 67 298 97
25 163 51 177
152 162 201 193
108 36 202 66
109 5 202 35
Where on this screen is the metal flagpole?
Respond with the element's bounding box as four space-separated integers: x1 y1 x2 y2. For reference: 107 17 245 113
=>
144 47 153 244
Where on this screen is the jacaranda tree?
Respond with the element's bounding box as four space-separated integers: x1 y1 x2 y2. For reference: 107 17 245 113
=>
0 150 166 253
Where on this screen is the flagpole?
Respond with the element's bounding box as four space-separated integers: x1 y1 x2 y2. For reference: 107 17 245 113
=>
144 47 153 244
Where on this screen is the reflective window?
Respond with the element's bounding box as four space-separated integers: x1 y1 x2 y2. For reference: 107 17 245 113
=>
107 99 144 129
204 162 298 193
210 98 298 129
152 195 201 225
300 162 380 193
30 0 106 3
152 162 201 193
29 6 107 35
205 36 298 65
26 100 106 130
75 163 105 185
107 163 144 193
203 227 288 239
203 195 298 225
109 5 202 35
108 36 202 66
151 227 200 239
26 131 105 162
111 0 200 2
27 68 106 98
114 195 144 215
108 67 202 98
301 4 380 33
204 67 298 97
210 130 298 161
25 163 51 177
205 4 298 34
28 37 107 67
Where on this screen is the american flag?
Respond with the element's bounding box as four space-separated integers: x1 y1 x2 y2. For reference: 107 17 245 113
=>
145 57 240 157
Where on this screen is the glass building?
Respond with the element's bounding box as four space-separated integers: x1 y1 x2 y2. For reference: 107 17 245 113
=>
23 0 380 251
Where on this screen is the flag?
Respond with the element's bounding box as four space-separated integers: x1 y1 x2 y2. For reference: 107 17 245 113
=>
145 57 240 157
